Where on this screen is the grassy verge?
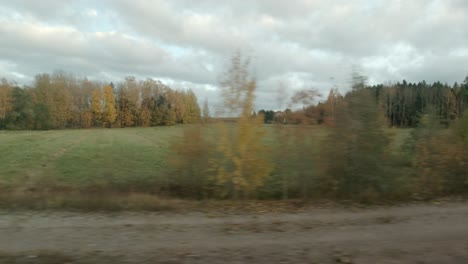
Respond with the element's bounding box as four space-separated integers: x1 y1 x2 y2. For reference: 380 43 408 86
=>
0 190 185 211
0 125 426 209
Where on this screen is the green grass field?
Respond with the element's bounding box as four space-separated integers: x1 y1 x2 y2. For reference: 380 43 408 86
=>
0 125 413 209
0 127 183 189
0 125 411 188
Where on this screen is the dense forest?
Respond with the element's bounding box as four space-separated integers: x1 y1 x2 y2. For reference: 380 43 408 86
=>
259 76 468 128
0 73 201 130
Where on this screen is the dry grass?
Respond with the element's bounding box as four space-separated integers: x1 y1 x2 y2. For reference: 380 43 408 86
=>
0 188 313 212
0 190 185 211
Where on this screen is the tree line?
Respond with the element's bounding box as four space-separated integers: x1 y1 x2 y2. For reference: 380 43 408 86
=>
0 73 201 130
257 77 468 128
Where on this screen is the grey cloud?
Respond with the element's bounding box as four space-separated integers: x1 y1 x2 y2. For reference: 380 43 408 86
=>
0 0 467 111
0 21 216 85
0 0 72 18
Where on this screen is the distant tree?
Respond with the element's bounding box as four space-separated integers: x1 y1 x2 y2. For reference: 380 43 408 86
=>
170 90 185 123
182 89 201 124
323 88 342 126
117 77 140 127
139 79 154 127
81 110 93 128
0 78 13 127
33 103 51 130
258 110 275 123
33 72 74 129
151 94 167 126
161 90 177 126
202 98 211 123
102 85 117 128
74 78 96 128
4 87 35 129
91 87 102 126
163 104 177 126
55 74 73 129
351 67 368 91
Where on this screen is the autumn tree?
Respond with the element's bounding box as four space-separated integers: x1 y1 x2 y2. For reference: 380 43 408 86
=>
159 89 177 126
319 70 399 201
410 106 468 198
139 79 155 127
79 78 98 128
91 87 102 126
0 78 13 127
102 84 117 127
211 52 274 198
32 73 73 129
182 89 201 124
69 78 97 128
32 74 53 128
202 98 211 123
410 110 446 196
170 90 186 123
117 77 140 127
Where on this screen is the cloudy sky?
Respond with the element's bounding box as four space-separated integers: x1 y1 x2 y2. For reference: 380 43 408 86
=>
1 0 467 109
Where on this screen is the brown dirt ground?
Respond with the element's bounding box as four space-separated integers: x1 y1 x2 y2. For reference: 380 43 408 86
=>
1 201 468 263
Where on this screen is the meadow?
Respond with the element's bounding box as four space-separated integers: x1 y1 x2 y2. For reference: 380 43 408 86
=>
0 125 414 210
0 127 181 188
0 127 189 209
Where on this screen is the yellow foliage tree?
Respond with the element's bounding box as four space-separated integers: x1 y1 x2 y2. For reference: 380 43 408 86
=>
182 89 201 124
0 78 13 121
139 80 153 127
81 110 93 128
54 79 73 129
102 85 117 127
33 73 73 129
212 52 273 198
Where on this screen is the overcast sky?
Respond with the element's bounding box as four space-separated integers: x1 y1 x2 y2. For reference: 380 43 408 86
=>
1 0 467 109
